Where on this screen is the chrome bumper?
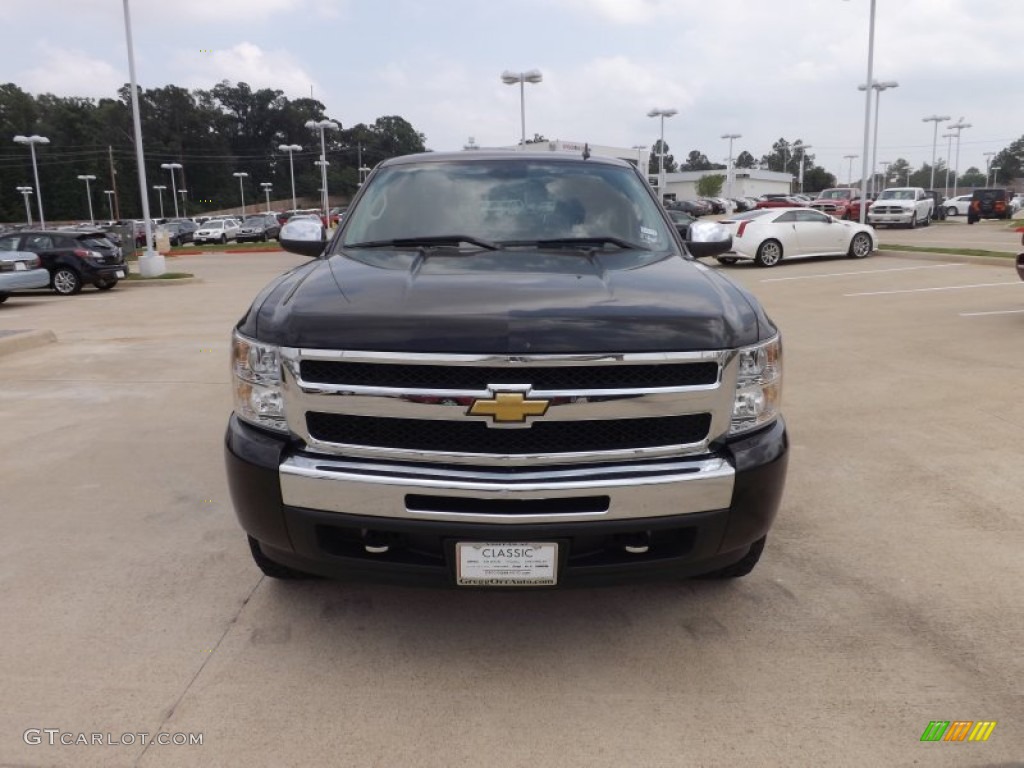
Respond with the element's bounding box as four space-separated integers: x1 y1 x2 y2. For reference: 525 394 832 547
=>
279 453 736 525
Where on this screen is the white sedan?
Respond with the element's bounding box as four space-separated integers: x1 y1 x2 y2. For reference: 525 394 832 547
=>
193 218 240 244
713 208 876 267
943 194 973 217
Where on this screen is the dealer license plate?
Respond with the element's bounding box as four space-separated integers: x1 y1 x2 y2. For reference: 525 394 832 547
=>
456 542 558 586
14 262 26 271
115 270 125 278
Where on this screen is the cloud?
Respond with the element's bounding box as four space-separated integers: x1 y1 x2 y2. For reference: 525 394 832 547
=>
15 43 125 98
173 42 320 100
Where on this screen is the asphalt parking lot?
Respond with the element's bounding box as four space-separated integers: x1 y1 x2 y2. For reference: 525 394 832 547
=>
1 233 1022 766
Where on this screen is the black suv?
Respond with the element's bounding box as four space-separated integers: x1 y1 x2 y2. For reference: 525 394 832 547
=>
0 229 128 294
967 188 1012 223
236 214 281 243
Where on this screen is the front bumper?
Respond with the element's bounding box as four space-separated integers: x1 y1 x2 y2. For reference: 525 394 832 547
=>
868 210 914 225
225 414 789 586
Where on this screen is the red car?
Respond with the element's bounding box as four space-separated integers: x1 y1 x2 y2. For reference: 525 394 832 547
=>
808 188 869 220
754 195 803 210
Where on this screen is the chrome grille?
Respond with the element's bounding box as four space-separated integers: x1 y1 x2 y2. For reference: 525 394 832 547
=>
281 349 738 466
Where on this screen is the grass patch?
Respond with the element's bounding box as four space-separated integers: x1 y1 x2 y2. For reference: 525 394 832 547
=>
175 240 282 253
126 272 194 280
880 243 1015 259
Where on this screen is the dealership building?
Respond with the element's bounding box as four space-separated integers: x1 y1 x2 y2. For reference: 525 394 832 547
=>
476 138 793 199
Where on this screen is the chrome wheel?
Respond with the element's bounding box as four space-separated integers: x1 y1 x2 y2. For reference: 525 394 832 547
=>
909 213 917 229
52 268 82 295
849 232 872 259
754 240 782 267
946 206 957 217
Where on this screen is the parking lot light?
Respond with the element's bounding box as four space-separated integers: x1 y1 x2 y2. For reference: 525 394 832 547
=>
16 185 33 226
13 135 49 228
305 120 340 231
843 154 859 186
501 69 543 147
858 80 898 196
233 172 249 217
161 162 183 219
990 166 1001 186
947 119 971 196
922 115 951 190
77 174 97 224
721 134 741 199
647 108 677 200
178 188 188 217
260 182 272 213
103 190 115 220
277 144 302 212
152 184 167 219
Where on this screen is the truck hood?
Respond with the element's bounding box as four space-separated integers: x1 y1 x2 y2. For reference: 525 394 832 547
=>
245 248 769 353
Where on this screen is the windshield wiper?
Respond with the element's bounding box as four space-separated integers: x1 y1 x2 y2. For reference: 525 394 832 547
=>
345 235 500 251
501 236 651 251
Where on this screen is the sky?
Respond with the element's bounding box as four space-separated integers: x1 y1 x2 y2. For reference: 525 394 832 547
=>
3 0 1022 184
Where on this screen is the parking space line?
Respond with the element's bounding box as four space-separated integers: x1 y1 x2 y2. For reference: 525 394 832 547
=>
845 282 1022 297
761 264 962 283
959 309 1024 317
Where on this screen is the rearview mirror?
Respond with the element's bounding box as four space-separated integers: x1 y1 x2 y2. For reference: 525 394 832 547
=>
685 221 733 259
279 218 326 258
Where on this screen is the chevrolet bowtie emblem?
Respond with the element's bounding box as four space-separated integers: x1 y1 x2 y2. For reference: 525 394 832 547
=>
469 391 550 424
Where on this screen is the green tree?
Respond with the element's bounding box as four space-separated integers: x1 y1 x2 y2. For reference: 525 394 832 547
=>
696 174 725 197
648 139 678 174
958 167 986 187
734 150 757 169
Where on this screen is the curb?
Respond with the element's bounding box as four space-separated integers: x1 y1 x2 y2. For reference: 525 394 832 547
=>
121 277 202 287
165 248 283 256
0 329 57 358
877 249 1016 269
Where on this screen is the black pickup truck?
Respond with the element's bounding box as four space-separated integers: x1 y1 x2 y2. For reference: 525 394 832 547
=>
225 151 788 587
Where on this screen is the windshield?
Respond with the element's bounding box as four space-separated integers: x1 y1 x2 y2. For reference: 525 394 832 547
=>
205 221 225 229
819 190 852 199
342 159 673 251
878 190 914 200
243 217 265 225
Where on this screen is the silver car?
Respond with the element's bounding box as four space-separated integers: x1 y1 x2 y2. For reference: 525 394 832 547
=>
0 250 50 303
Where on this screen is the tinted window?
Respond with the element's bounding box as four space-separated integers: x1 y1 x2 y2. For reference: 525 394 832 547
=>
78 236 115 249
0 236 21 251
775 212 799 223
24 235 53 250
343 160 672 251
795 210 830 224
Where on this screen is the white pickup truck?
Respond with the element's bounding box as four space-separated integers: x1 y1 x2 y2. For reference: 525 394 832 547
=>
867 187 934 228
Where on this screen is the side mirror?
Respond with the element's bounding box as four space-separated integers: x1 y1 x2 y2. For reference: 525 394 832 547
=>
279 218 326 258
685 221 732 259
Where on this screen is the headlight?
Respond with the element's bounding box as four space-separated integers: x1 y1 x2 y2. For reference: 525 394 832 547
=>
730 335 782 436
232 331 288 433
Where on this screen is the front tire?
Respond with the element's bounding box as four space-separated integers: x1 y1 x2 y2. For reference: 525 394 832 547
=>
220 235 227 244
908 213 918 229
247 536 315 580
52 267 82 295
848 232 873 259
754 239 783 267
698 536 766 579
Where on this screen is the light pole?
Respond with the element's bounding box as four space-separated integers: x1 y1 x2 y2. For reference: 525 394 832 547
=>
721 133 741 199
858 79 898 196
879 160 892 190
844 154 859 186
233 172 249 217
922 114 950 190
904 168 912 186
849 0 878 222
16 186 33 226
500 69 543 147
983 152 996 186
178 189 188 217
77 174 97 224
161 162 182 218
260 182 272 212
948 119 971 196
794 142 812 194
278 144 302 211
305 119 339 226
941 132 956 198
13 135 49 229
152 184 166 219
103 190 115 220
647 108 677 200
990 166 1001 187
358 166 371 186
